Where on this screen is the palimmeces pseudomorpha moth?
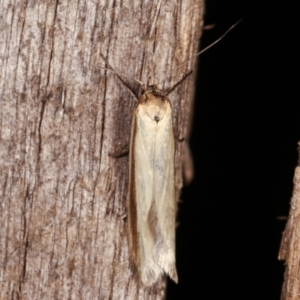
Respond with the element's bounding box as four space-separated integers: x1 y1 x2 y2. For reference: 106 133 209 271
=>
102 20 241 286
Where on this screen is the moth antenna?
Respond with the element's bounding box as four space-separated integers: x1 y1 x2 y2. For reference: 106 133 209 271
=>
100 54 145 102
149 0 163 37
175 18 242 71
100 54 145 87
203 24 216 31
165 70 193 96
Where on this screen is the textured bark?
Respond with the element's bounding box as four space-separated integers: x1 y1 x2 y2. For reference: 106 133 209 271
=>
0 1 203 299
279 143 300 300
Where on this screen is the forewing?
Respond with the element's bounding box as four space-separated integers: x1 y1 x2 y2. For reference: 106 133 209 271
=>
128 100 177 286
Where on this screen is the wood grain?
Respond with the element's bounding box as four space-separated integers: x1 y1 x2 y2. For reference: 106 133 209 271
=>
0 1 203 298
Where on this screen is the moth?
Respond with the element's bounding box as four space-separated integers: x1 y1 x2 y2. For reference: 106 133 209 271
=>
127 81 184 286
102 19 241 287
100 64 191 286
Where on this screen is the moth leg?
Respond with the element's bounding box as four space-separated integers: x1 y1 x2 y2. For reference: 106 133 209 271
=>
175 136 185 143
174 137 194 185
108 129 130 157
108 143 129 157
174 133 194 185
182 142 194 185
120 213 127 220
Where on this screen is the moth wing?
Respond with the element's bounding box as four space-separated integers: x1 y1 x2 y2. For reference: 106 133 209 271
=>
128 100 177 286
128 104 160 284
128 108 139 268
152 101 177 283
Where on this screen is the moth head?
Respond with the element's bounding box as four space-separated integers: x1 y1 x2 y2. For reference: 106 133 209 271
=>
143 83 165 98
139 90 168 123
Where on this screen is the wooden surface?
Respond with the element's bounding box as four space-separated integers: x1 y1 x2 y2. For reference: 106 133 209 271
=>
0 0 203 299
279 143 300 300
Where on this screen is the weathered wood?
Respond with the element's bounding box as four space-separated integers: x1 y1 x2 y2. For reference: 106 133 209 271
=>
0 1 203 299
279 142 300 300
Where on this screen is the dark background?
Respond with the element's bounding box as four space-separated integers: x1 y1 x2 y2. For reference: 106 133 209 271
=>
167 0 298 299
